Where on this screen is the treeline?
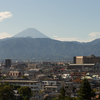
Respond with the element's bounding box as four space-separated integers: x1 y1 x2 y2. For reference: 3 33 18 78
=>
0 82 32 100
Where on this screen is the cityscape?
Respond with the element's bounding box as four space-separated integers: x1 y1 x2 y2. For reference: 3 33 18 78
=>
0 55 100 100
1 0 100 100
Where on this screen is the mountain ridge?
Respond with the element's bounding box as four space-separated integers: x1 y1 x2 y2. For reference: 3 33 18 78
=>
0 37 100 61
0 28 100 61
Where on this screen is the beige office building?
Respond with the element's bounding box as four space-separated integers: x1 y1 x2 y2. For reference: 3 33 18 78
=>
73 55 100 64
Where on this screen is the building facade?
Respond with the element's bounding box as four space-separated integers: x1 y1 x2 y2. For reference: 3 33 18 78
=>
9 71 22 77
0 80 41 92
5 59 11 67
73 55 100 64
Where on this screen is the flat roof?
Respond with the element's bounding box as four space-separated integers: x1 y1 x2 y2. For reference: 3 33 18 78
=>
45 86 58 88
76 56 83 58
69 64 95 66
0 80 39 83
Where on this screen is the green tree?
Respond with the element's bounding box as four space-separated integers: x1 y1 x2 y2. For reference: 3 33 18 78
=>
58 85 66 100
39 91 43 93
22 76 28 79
52 96 77 100
23 96 29 100
2 76 7 79
0 84 14 100
13 85 21 90
18 86 32 100
78 78 95 100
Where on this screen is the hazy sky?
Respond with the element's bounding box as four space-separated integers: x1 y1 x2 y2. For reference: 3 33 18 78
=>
0 0 100 42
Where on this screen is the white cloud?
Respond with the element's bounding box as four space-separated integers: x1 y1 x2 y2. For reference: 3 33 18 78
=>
0 32 12 39
0 11 13 21
88 32 100 37
53 32 100 43
76 38 94 43
54 37 96 43
53 36 58 38
54 38 78 41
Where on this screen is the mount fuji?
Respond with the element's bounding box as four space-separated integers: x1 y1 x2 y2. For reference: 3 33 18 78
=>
13 28 49 38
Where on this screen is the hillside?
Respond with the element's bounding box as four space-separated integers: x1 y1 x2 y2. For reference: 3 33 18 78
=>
0 38 100 61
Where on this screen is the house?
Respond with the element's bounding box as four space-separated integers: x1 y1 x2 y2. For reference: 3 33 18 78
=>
9 71 22 77
81 73 92 80
42 62 51 66
36 74 46 79
43 90 53 94
30 93 46 100
13 89 22 100
65 81 73 88
66 89 74 97
71 71 86 78
72 78 82 88
62 74 71 79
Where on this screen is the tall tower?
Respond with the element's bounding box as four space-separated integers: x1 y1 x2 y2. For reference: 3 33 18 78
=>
5 59 11 67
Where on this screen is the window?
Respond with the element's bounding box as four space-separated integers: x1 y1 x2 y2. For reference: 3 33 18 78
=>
58 82 60 85
42 82 44 84
45 82 47 84
31 83 33 85
33 83 36 85
26 83 29 85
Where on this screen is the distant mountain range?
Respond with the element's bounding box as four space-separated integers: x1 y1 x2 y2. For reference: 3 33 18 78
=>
0 28 100 61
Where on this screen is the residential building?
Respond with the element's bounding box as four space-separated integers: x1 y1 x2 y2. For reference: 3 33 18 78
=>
42 62 51 66
9 71 22 77
30 93 46 100
28 64 38 69
41 80 64 92
0 80 41 92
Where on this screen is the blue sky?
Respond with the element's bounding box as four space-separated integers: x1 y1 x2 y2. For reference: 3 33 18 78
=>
0 0 100 42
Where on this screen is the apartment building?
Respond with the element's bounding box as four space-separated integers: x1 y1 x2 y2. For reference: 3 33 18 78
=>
41 80 64 92
0 80 41 92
